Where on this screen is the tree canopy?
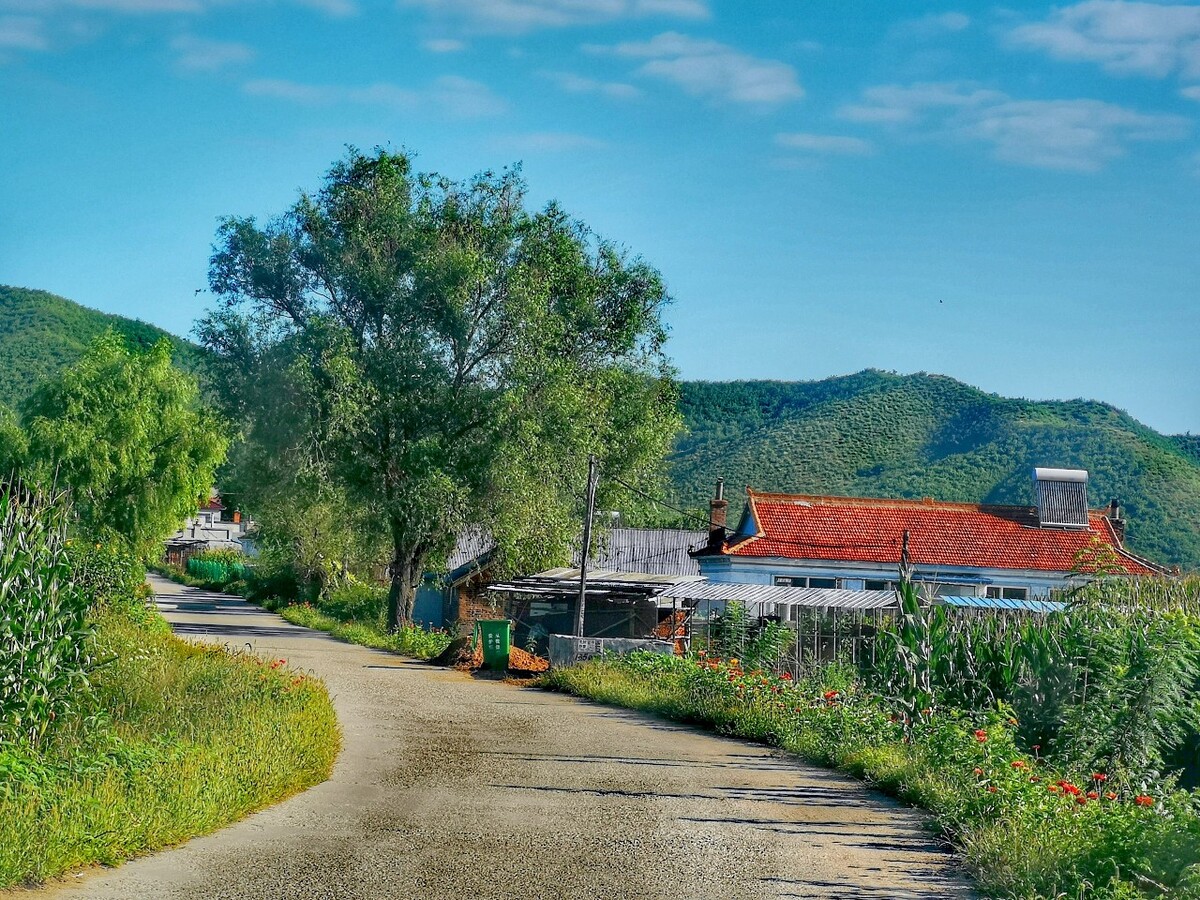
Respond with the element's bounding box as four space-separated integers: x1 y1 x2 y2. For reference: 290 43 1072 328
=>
23 331 229 552
200 149 680 626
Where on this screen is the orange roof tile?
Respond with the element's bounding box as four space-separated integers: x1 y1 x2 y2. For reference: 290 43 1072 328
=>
725 490 1163 576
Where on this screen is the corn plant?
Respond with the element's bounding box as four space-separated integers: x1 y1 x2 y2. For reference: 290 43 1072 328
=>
0 486 93 746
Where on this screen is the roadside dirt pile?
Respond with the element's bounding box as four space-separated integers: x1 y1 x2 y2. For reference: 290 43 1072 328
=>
430 636 548 673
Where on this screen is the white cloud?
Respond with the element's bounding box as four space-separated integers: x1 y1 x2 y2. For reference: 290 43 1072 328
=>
595 31 802 106
63 0 202 11
423 37 465 52
292 0 356 15
838 81 1004 123
775 132 873 156
171 34 254 72
893 11 970 38
243 74 508 118
541 69 640 99
1008 1 1200 78
1182 84 1200 99
492 131 607 152
966 98 1187 171
0 15 46 48
842 80 1188 171
398 0 708 33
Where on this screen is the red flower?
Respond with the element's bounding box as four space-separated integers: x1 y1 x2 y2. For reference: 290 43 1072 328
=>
1092 773 1107 782
987 786 998 793
1076 796 1088 806
1047 785 1061 793
1086 791 1099 800
1062 783 1081 796
973 729 988 743
780 672 792 681
1135 795 1154 807
972 767 983 776
1105 792 1117 801
1011 760 1027 769
1029 776 1040 783
823 690 839 700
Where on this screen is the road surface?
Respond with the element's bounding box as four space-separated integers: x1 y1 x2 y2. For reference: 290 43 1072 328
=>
32 576 971 899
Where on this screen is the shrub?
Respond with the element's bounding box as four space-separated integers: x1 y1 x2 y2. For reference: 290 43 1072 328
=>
68 541 146 609
0 487 93 746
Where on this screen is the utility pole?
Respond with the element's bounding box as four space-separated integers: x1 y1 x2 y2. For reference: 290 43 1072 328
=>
574 454 599 638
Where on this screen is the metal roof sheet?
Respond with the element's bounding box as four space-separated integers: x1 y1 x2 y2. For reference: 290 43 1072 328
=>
938 595 1065 613
658 581 898 610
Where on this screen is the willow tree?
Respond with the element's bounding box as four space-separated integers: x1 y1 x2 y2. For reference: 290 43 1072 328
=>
200 150 679 628
22 331 229 552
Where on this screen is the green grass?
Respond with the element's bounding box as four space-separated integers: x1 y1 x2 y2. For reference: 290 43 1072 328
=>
279 603 453 660
543 655 1200 899
0 604 340 887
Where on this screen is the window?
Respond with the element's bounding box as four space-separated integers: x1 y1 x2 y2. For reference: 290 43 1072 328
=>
773 576 841 589
865 579 894 592
986 586 1028 601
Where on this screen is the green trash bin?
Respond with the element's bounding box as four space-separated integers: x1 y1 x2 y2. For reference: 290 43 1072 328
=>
477 619 511 670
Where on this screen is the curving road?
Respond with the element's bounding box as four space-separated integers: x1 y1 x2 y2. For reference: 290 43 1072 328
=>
32 576 971 900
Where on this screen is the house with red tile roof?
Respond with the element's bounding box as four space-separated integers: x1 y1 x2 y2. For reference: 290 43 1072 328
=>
693 469 1165 605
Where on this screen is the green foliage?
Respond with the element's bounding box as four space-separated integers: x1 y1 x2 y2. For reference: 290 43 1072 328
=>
0 285 201 410
0 604 339 887
701 600 790 671
200 149 680 627
546 652 1200 899
669 372 1200 570
280 599 452 660
22 331 230 554
0 486 93 747
68 541 147 610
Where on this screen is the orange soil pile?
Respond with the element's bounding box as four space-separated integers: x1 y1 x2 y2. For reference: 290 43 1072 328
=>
452 643 549 673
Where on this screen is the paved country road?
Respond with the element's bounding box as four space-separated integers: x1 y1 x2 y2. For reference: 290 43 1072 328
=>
30 576 971 900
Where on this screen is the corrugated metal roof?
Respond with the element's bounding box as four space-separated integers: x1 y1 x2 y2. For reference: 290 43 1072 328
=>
658 581 898 610
938 595 1065 613
583 528 706 576
534 568 704 586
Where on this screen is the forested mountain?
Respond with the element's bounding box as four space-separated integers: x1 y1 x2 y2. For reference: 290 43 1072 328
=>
1 287 1196 569
0 286 197 408
670 373 1200 571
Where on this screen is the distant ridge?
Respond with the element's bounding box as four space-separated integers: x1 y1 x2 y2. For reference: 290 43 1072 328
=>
669 373 1200 571
1 286 1196 571
0 285 198 408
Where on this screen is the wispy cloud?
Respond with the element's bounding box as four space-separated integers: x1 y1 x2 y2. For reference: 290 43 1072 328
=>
1008 1 1200 78
62 0 203 11
398 0 708 33
591 31 802 106
492 131 607 153
775 132 873 156
171 34 254 72
1183 84 1200 100
243 74 508 118
541 69 640 99
841 80 1188 172
291 0 356 15
892 11 970 39
423 37 465 52
0 15 46 49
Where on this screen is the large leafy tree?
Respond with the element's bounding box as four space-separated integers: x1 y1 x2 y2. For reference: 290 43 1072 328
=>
22 331 229 552
200 149 680 627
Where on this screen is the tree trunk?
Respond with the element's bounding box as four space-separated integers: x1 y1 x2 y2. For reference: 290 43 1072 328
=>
386 542 423 632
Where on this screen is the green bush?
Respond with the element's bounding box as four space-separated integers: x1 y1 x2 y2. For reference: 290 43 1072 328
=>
69 541 146 610
186 550 251 587
0 487 93 746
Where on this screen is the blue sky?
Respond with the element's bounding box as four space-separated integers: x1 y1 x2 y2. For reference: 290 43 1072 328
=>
2 1 1199 434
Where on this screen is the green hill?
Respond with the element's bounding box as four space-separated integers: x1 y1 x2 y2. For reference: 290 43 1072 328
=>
0 285 197 408
670 372 1200 572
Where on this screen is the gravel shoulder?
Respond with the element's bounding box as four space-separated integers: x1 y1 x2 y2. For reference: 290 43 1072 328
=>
24 576 972 899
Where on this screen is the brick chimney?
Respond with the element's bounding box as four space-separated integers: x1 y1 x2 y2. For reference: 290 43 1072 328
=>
1107 498 1126 543
709 478 728 549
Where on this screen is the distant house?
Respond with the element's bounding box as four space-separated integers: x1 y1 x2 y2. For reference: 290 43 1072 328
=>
693 469 1165 610
164 493 254 565
414 525 706 630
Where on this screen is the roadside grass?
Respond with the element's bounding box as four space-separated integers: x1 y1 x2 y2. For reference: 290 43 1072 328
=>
279 603 452 660
543 655 1200 900
0 604 340 888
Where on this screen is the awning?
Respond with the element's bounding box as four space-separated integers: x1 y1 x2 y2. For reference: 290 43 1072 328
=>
658 581 898 611
938 596 1065 613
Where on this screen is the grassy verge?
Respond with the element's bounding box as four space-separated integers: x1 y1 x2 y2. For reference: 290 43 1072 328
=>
0 603 340 887
279 603 452 659
543 654 1200 900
